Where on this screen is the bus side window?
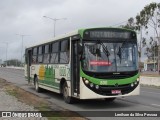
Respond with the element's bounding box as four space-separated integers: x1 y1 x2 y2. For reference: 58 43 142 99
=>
32 47 37 64
38 46 43 63
60 39 70 63
43 44 50 63
50 42 59 63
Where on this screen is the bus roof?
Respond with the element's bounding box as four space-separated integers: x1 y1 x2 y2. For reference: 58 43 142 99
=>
26 27 135 49
26 30 79 49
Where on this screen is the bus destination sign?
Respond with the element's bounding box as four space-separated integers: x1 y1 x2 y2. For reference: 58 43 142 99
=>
84 30 136 39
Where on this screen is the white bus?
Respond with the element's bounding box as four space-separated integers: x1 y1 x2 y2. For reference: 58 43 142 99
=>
25 27 140 103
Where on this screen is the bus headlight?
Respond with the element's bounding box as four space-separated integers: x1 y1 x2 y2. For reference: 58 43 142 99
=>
95 85 99 89
137 78 140 81
82 77 90 85
90 83 94 87
85 80 89 84
131 83 134 87
134 81 137 85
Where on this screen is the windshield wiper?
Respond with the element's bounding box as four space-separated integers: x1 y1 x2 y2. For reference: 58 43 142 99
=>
98 40 110 62
117 46 122 63
117 42 127 64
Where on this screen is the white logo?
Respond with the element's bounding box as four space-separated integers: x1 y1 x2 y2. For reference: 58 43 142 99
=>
2 112 11 117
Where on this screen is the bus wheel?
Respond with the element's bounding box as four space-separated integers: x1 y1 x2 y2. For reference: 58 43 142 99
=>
35 77 41 93
104 98 116 102
63 82 73 104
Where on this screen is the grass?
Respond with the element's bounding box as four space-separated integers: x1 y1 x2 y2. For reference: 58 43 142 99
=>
0 78 86 120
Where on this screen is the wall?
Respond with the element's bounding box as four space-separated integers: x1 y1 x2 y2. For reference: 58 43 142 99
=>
140 76 160 86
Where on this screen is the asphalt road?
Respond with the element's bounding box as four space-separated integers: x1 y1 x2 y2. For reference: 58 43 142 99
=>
0 67 160 120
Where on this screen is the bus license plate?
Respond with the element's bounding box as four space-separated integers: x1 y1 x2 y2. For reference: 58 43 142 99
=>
111 90 121 94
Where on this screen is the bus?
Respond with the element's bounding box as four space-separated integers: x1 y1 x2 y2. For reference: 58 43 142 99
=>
25 27 140 103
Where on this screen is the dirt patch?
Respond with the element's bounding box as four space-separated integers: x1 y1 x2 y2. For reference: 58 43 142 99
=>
141 84 160 89
0 78 8 87
140 73 160 77
0 78 87 120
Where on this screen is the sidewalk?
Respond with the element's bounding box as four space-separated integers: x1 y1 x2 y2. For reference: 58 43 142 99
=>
5 66 24 70
140 76 160 86
0 78 47 120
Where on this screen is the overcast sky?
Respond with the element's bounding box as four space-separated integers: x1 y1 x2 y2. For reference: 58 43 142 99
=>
0 0 159 63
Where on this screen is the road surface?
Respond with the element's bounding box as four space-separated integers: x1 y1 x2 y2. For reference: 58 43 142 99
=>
0 67 160 120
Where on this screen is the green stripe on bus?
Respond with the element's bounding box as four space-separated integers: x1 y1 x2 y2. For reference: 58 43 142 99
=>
39 82 59 90
38 79 60 87
80 68 139 85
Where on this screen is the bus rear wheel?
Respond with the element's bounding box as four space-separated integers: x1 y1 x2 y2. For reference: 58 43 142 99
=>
35 77 41 92
63 82 74 104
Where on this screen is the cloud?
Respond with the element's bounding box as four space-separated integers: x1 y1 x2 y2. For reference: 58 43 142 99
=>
0 0 159 62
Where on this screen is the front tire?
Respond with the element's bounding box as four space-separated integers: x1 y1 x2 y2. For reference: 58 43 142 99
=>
63 82 74 104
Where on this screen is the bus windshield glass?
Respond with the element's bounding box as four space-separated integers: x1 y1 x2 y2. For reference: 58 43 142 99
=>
82 40 138 72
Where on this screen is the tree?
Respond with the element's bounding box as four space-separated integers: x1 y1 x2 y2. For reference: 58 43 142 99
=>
136 3 160 54
121 17 136 30
144 37 158 60
136 2 160 59
121 17 143 61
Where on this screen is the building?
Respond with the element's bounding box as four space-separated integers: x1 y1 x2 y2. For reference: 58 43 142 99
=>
144 58 158 71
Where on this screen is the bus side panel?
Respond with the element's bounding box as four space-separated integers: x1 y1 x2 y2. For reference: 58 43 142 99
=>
30 64 71 93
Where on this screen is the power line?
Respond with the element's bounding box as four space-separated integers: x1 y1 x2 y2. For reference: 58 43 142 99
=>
110 20 128 27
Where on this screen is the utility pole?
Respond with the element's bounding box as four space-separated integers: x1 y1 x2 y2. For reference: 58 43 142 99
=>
139 27 142 63
2 42 8 66
16 34 30 65
43 16 67 37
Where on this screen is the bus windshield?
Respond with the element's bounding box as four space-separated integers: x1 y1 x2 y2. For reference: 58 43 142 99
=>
82 40 138 72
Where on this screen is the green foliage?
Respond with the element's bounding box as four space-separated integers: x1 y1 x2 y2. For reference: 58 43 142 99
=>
136 2 158 27
122 2 160 61
135 2 160 59
121 17 136 30
144 37 158 60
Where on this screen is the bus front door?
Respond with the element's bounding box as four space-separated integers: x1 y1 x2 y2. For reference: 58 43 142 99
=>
71 40 80 97
27 50 32 84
